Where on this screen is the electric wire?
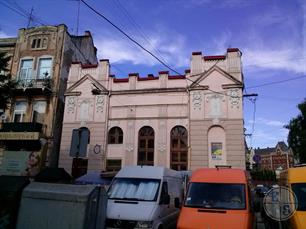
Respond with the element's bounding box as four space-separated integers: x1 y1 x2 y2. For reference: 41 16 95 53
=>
246 75 306 89
80 0 181 76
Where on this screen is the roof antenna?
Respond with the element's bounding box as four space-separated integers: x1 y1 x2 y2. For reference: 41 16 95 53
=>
76 0 80 35
27 7 34 28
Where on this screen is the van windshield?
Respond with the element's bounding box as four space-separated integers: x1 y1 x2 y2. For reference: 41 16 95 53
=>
185 183 246 210
108 178 160 201
291 183 306 211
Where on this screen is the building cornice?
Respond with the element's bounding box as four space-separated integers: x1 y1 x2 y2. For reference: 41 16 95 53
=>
110 87 187 95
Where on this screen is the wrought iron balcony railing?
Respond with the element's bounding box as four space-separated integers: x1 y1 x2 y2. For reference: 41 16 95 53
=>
0 122 43 132
17 77 52 90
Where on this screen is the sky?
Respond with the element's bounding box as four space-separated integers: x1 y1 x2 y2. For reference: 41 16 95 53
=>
0 0 305 149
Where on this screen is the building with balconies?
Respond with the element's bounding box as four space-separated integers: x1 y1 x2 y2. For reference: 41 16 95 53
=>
0 24 97 176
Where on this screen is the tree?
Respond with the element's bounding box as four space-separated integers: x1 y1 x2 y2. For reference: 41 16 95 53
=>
0 52 17 112
285 99 306 163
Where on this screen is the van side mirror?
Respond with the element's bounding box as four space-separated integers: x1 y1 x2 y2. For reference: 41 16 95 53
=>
174 197 181 208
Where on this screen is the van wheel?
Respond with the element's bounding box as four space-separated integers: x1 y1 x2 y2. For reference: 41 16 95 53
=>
158 225 163 229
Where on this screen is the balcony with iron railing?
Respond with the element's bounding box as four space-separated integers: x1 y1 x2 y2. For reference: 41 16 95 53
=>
14 69 53 95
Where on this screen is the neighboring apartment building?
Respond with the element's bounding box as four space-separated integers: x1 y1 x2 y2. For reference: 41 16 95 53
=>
0 24 97 176
59 48 246 176
254 141 294 171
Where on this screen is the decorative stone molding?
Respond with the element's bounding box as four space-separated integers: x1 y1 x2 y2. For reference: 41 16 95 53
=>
158 144 166 152
126 143 134 152
78 98 94 107
95 95 104 113
206 93 225 117
192 91 202 110
229 89 240 108
67 96 76 113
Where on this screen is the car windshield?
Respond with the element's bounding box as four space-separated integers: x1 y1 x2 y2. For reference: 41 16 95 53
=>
291 183 306 211
185 183 246 210
108 178 160 201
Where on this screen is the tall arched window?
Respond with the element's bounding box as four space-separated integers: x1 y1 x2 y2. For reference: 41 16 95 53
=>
170 126 188 171
108 127 123 144
208 126 226 168
138 126 154 166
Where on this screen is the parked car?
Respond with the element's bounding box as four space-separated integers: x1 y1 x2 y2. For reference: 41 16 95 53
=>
177 166 255 229
106 166 184 229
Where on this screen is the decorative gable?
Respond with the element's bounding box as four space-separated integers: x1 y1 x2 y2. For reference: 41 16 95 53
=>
65 74 108 96
189 65 243 89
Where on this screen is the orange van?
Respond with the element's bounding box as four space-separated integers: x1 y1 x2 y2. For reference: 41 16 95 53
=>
177 167 254 229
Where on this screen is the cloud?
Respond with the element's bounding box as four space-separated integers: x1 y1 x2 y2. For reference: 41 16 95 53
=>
94 32 189 68
248 117 285 127
243 48 305 73
0 31 10 38
212 31 233 54
247 128 288 148
213 30 305 74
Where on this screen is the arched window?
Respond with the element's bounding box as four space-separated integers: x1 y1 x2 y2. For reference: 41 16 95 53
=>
108 127 123 144
138 126 154 166
208 126 226 168
170 126 188 171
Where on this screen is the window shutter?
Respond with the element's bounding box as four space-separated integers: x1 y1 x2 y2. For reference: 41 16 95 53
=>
78 128 90 157
69 129 80 157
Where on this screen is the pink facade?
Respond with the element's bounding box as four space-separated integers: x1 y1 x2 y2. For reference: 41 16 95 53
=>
59 48 246 176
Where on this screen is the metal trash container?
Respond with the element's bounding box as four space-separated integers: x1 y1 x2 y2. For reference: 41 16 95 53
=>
16 182 107 229
0 176 30 229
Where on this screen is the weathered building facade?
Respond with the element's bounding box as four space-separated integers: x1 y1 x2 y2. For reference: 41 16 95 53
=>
59 48 246 176
254 141 294 171
0 24 97 176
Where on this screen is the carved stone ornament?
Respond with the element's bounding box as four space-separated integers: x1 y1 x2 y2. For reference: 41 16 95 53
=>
229 89 240 108
158 144 166 152
96 95 104 113
67 96 76 113
126 144 134 152
93 144 102 154
78 99 93 107
192 91 202 110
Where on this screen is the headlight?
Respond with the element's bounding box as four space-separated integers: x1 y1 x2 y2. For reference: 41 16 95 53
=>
135 221 153 228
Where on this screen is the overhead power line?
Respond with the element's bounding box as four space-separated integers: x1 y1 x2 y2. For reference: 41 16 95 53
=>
80 0 181 76
246 75 306 89
0 1 29 19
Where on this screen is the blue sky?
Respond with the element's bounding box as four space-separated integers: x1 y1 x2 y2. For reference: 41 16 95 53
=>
0 0 305 149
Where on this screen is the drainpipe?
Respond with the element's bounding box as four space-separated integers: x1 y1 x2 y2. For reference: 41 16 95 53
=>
187 87 191 170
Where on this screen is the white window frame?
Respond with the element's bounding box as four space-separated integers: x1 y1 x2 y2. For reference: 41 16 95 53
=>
31 100 47 123
18 58 34 81
13 101 27 122
37 56 53 79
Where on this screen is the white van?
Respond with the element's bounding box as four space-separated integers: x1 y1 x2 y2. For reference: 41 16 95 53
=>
106 166 183 229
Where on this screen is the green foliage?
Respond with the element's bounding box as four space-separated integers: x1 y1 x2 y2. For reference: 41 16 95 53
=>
0 52 17 111
285 99 306 163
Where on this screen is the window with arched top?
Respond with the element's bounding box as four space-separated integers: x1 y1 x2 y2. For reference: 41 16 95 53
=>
108 127 123 144
170 126 188 171
138 126 155 166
